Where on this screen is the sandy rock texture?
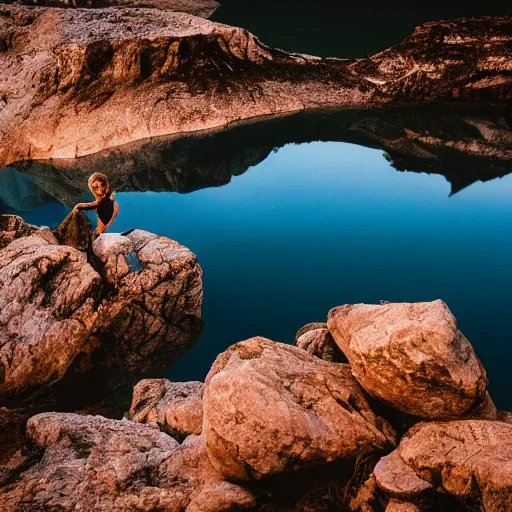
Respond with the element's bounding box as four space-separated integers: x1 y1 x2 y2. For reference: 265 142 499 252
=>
0 412 255 512
374 420 512 511
129 378 204 441
0 6 510 167
204 337 396 481
0 217 203 407
328 300 489 419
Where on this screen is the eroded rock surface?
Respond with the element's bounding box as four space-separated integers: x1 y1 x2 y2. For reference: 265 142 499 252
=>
0 233 100 403
0 412 255 511
92 230 203 372
204 337 396 481
328 300 489 419
374 420 512 511
129 378 204 441
0 218 203 413
9 0 219 18
0 6 509 167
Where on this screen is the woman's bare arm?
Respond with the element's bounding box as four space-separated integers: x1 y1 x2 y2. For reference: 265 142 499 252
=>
73 200 99 212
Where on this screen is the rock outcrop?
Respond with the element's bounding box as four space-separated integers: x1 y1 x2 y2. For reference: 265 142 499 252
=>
92 230 203 373
374 420 512 511
204 337 395 481
327 300 489 420
0 214 56 249
129 378 204 441
0 217 203 407
0 412 255 512
0 232 101 403
0 6 510 167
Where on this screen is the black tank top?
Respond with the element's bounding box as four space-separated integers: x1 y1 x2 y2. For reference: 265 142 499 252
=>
97 196 114 225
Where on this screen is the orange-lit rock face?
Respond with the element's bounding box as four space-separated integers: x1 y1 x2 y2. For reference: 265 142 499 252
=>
0 412 255 512
328 300 489 419
1 5 509 167
204 337 396 481
374 420 512 511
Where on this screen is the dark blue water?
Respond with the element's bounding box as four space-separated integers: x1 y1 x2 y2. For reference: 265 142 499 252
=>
3 138 511 408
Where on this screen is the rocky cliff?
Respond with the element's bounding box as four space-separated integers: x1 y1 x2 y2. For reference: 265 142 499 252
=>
0 6 510 166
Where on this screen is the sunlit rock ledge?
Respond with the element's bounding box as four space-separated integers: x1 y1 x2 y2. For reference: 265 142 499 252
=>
1 299 511 511
0 6 510 166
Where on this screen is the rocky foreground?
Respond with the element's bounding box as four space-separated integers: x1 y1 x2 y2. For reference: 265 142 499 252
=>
0 220 510 511
0 214 203 463
0 4 510 166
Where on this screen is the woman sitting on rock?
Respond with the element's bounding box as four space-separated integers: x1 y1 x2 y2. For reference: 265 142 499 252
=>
73 172 119 235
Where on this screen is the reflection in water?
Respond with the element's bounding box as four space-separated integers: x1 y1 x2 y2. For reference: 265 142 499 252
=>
2 108 511 216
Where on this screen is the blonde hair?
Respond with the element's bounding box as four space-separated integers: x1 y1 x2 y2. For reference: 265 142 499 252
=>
88 172 112 197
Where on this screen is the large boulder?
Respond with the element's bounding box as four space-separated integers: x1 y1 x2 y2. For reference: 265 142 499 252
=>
129 379 204 441
0 412 255 511
327 300 489 419
92 230 203 372
0 233 100 402
0 218 203 407
373 420 512 511
204 337 396 481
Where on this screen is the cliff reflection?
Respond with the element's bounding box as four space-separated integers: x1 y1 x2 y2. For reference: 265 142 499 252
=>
2 108 511 212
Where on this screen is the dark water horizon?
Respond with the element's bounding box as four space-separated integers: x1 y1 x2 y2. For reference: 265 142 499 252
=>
2 107 512 410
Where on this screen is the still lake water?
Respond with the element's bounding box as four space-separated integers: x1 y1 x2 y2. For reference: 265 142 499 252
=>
2 136 512 409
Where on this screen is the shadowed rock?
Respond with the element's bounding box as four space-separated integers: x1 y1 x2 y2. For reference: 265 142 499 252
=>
129 378 204 441
374 420 512 511
0 412 255 511
327 300 490 419
295 322 347 363
53 210 92 251
0 6 510 166
204 337 396 481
